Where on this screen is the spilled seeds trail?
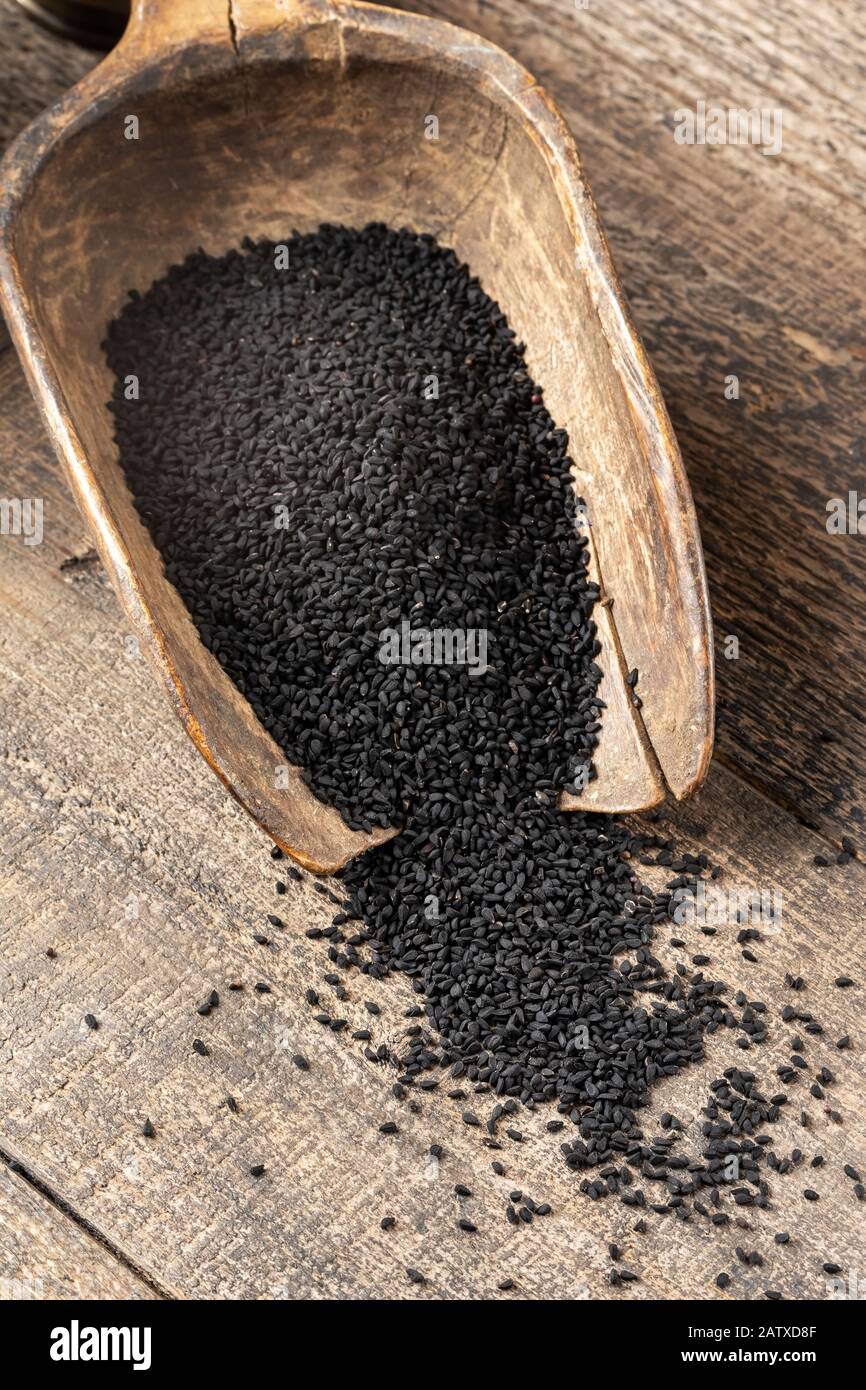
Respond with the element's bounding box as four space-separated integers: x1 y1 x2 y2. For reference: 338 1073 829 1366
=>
105 224 860 1293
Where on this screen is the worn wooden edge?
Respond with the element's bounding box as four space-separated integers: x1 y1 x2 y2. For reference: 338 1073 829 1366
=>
561 524 666 813
444 37 715 803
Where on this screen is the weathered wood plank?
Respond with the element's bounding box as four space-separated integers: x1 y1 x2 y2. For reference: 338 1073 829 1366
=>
0 0 96 156
0 1163 159 1300
0 0 98 353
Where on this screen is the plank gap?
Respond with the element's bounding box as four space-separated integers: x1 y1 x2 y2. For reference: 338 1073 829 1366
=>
0 1147 173 1301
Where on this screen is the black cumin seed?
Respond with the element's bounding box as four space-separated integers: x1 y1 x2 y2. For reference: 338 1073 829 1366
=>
84 1014 99 1030
192 1039 209 1056
249 1164 266 1177
142 1118 155 1138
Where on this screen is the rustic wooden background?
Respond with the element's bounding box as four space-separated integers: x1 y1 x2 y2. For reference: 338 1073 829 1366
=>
0 0 864 1300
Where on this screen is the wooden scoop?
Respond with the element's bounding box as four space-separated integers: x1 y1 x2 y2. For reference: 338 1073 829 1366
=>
0 0 714 873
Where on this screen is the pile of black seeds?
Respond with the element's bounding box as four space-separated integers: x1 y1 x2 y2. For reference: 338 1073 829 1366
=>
107 222 601 835
105 224 840 1196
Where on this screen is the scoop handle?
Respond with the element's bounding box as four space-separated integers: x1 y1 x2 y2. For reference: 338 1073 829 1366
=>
122 0 333 50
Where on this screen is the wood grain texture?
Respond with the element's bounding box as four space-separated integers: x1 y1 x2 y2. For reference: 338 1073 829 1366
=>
0 354 864 1300
0 1163 159 1300
0 0 98 350
397 0 866 843
1 0 865 1301
0 0 96 155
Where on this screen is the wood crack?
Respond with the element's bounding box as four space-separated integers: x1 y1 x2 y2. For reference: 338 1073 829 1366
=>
0 1147 175 1299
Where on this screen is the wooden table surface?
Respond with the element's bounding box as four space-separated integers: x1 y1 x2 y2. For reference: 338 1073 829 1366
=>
0 0 864 1300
